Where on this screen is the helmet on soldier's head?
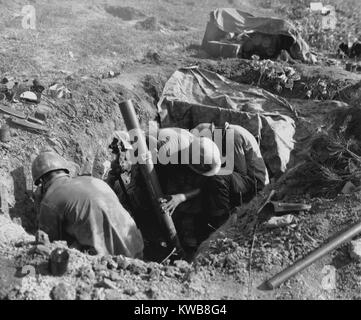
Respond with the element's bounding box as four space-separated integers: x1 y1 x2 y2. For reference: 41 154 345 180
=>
188 137 221 177
32 151 70 186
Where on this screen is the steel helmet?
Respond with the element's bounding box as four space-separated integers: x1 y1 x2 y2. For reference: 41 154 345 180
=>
157 128 193 159
32 151 70 185
188 137 221 176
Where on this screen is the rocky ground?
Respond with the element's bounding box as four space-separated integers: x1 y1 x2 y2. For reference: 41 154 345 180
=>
1 0 361 300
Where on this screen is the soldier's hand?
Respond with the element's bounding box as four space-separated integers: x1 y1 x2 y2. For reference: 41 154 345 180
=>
160 194 186 216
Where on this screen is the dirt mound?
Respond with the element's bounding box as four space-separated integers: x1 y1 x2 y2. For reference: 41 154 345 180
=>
0 216 33 244
0 236 196 300
104 5 146 21
196 58 361 101
195 188 361 299
2 188 361 300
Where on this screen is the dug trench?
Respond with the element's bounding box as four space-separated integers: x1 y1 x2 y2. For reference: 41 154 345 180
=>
0 74 156 231
2 66 361 300
0 68 221 299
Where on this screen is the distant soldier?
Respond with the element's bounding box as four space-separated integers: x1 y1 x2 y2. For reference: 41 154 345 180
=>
32 151 144 258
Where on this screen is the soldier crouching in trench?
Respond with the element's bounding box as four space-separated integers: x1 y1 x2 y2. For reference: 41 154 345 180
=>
105 122 269 261
105 128 222 261
193 122 270 242
31 150 144 258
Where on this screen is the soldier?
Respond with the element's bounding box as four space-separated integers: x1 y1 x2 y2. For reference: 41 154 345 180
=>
32 150 144 258
106 128 222 259
193 122 269 240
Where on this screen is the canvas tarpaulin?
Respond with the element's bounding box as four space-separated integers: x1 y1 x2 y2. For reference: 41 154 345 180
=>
202 8 315 63
157 67 296 178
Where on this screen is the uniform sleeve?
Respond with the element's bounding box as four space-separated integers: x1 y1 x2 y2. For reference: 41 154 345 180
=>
38 203 62 242
235 130 269 188
244 141 270 188
252 157 270 188
233 138 248 176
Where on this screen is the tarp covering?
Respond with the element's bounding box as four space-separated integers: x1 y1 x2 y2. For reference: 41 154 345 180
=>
202 8 315 63
157 67 296 177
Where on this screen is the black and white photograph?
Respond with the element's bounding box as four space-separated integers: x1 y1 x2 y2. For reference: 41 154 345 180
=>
0 0 361 307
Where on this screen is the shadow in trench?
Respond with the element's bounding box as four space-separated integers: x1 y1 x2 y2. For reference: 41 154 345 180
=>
10 167 37 234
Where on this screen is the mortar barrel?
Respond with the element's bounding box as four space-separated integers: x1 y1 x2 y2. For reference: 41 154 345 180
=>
119 99 184 255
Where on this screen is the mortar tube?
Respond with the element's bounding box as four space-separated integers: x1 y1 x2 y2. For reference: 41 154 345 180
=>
266 220 361 289
119 99 184 257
